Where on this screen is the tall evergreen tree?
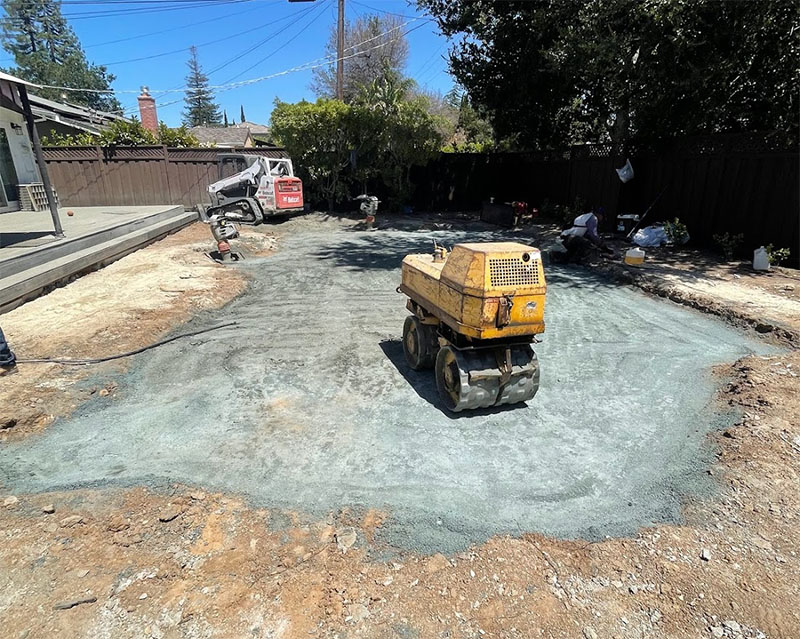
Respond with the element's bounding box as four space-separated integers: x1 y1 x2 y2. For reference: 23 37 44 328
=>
1 0 120 111
182 46 222 127
240 105 246 123
223 110 229 127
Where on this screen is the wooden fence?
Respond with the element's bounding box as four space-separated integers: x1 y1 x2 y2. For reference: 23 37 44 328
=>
410 134 799 259
42 135 798 262
42 146 288 209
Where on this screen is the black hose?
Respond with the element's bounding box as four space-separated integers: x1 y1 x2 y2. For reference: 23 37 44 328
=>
15 321 238 366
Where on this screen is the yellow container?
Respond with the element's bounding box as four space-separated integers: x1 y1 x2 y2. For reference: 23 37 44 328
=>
624 247 645 266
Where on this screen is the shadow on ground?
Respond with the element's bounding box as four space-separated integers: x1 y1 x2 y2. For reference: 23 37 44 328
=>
311 235 441 270
0 231 56 249
379 339 525 419
310 231 626 293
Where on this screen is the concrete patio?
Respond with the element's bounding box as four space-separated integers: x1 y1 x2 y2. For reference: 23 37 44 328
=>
0 205 196 313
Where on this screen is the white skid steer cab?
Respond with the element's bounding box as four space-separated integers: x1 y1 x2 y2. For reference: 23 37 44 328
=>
201 153 304 262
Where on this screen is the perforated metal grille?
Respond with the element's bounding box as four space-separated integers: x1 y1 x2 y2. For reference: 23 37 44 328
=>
489 257 540 287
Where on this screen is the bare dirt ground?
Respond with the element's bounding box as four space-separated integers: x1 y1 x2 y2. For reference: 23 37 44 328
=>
0 222 275 440
597 241 800 348
1 214 798 639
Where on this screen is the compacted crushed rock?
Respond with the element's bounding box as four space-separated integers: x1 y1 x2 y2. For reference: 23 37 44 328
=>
0 214 796 638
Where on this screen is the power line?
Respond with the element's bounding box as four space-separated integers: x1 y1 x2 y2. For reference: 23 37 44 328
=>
96 3 315 66
35 19 428 98
121 20 428 117
413 42 447 85
4 0 250 18
221 0 332 83
214 20 428 95
114 2 322 114
82 3 264 49
60 0 252 21
350 0 421 19
14 0 249 4
205 0 324 76
145 8 417 114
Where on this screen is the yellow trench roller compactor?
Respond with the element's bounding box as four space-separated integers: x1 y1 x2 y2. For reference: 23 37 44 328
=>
399 242 547 412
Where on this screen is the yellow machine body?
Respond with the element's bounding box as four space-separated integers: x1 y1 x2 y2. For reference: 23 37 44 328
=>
400 242 547 340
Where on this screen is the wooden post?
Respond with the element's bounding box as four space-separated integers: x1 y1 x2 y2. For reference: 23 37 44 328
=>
162 145 174 205
18 84 64 236
95 145 111 205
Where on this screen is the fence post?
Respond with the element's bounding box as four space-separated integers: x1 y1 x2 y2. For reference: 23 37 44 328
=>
162 145 174 205
95 145 111 204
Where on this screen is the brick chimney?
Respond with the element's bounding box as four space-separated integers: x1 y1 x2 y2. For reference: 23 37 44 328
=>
137 86 158 133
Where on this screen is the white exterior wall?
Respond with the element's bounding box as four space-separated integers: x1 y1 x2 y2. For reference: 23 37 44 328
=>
0 105 40 184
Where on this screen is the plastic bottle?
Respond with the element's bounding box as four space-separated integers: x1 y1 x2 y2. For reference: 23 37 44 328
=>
753 246 770 271
625 247 645 266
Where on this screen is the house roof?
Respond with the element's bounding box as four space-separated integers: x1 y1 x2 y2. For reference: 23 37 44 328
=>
0 71 36 87
190 126 252 147
28 93 129 135
234 121 270 134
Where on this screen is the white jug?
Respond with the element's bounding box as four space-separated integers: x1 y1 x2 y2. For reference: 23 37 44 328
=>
625 247 645 266
753 246 770 271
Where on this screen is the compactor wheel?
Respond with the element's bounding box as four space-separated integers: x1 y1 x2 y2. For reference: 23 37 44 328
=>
402 315 437 370
435 344 541 412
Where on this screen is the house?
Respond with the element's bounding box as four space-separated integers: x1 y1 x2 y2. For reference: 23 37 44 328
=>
189 126 254 148
233 121 273 146
1 71 130 215
0 72 46 213
28 93 129 140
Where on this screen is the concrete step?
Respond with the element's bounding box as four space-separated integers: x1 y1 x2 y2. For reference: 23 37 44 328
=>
0 210 197 314
0 205 188 279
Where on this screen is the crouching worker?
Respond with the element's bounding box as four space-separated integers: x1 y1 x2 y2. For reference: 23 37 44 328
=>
558 208 614 263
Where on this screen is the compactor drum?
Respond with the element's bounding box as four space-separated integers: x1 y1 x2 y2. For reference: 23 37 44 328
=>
399 242 546 412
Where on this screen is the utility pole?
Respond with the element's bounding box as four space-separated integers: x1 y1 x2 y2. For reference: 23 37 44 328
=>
289 0 344 99
336 0 345 100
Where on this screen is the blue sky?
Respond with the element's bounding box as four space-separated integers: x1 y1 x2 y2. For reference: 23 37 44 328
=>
2 0 454 125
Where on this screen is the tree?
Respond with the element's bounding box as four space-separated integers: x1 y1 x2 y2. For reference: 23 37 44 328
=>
96 119 157 146
42 120 199 147
311 14 409 102
354 68 442 204
223 110 229 127
157 123 199 148
418 0 799 146
240 105 246 123
270 79 442 211
182 46 222 127
270 99 355 211
42 119 158 147
412 87 457 144
1 0 120 111
449 93 494 151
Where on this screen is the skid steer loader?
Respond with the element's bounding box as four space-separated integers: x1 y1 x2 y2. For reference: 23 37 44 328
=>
202 154 304 261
